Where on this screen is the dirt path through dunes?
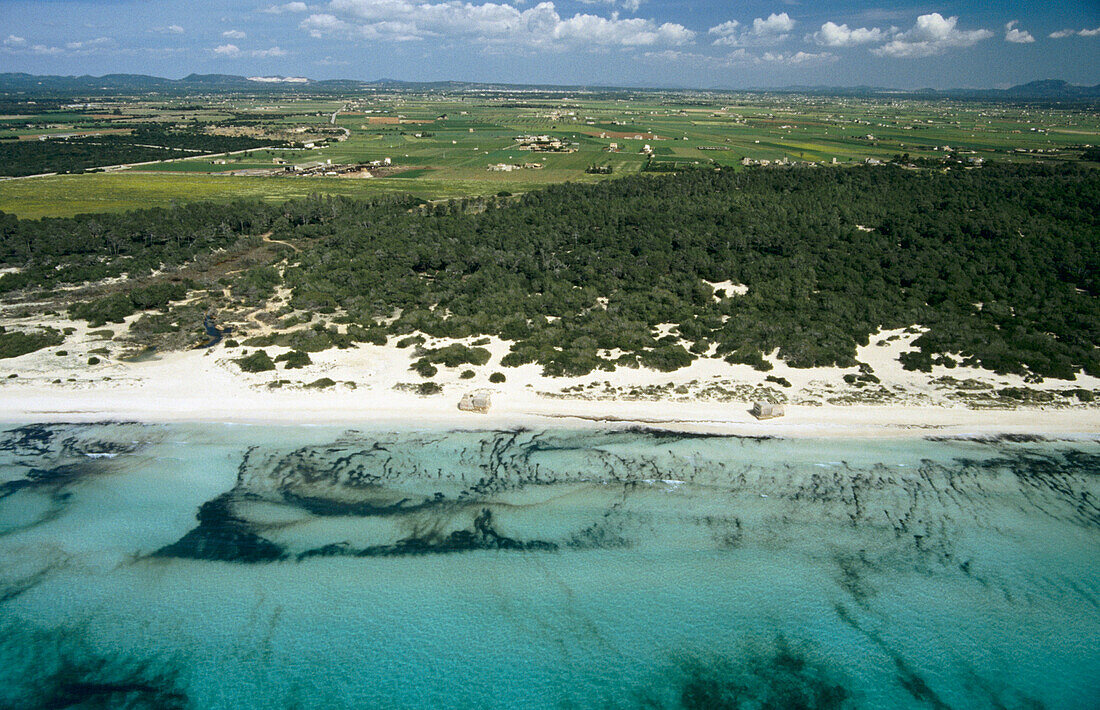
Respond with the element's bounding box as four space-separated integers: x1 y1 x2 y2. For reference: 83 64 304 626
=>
261 231 299 252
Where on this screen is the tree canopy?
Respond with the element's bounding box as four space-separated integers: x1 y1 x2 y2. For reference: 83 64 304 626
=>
3 163 1097 379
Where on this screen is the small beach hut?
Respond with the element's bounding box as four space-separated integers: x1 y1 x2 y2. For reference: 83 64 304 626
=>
459 391 491 414
751 402 784 420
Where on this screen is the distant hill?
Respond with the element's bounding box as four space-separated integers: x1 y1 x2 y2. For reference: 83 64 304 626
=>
768 80 1100 101
998 79 1100 99
1 72 1098 101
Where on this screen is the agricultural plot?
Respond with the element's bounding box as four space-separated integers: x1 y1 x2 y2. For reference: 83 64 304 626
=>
1 89 1097 217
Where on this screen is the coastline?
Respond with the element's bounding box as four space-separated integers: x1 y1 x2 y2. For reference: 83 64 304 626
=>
3 383 1098 439
2 319 1098 439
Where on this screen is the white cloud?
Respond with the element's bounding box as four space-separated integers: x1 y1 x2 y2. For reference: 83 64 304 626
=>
252 46 288 57
708 20 739 41
871 13 992 58
753 12 794 36
760 50 835 65
710 12 794 46
212 43 288 58
63 37 116 53
643 49 705 63
222 29 247 39
4 35 116 55
576 0 643 12
644 47 833 68
151 24 185 34
304 1 694 48
554 13 694 46
266 2 309 13
1004 21 1034 44
810 21 884 47
301 13 349 37
1048 26 1100 39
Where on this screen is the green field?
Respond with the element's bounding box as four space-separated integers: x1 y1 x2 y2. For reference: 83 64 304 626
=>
2 90 1097 217
0 172 566 218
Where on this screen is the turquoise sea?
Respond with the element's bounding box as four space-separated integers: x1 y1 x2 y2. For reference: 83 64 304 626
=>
0 422 1097 709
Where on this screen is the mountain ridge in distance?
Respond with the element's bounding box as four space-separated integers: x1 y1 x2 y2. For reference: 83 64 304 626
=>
1 72 1098 101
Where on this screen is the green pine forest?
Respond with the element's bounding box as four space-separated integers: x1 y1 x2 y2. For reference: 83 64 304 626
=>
1 163 1097 379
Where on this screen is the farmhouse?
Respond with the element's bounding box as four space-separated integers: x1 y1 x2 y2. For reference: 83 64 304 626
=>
515 135 573 152
291 160 329 172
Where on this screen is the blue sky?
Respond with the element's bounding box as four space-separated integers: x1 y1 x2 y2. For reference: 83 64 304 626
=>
2 1 1098 88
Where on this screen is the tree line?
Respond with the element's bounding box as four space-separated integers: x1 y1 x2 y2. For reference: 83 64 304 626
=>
0 126 286 177
2 162 1097 380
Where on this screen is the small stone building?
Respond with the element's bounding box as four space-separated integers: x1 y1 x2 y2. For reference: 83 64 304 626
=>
459 391 491 414
751 402 784 420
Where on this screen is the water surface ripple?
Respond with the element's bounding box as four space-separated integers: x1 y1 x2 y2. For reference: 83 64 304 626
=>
0 423 1096 709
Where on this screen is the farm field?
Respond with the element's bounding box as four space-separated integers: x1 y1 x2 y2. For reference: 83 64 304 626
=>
2 88 1098 217
0 172 559 218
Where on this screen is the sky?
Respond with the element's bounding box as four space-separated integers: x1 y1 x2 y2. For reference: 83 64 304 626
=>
1 1 1098 89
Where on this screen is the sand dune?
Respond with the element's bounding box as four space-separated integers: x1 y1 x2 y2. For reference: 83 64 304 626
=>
1 316 1097 438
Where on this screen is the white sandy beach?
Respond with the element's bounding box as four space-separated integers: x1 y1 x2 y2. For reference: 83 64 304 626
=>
1 313 1098 438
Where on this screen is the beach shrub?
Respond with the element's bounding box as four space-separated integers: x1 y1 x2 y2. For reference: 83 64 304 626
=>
539 348 605 377
416 382 443 395
291 327 355 352
500 350 534 368
724 347 773 372
844 371 880 386
417 344 491 368
232 266 280 303
489 372 506 383
70 293 135 326
766 375 791 388
639 344 694 372
87 356 100 365
899 350 933 373
70 283 188 326
0 326 64 359
460 369 476 379
129 312 182 336
412 360 438 378
276 350 312 369
129 282 187 310
236 349 276 373
244 327 354 353
305 377 336 389
397 335 425 349
346 324 387 346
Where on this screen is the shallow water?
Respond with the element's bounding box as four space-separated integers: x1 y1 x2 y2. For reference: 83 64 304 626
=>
0 422 1097 709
